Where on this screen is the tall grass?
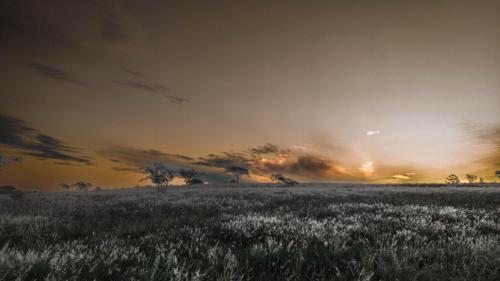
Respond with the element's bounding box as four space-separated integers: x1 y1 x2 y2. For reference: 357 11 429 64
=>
1 186 500 280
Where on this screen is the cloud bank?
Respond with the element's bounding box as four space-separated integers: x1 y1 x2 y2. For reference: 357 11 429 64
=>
0 113 92 165
102 142 377 183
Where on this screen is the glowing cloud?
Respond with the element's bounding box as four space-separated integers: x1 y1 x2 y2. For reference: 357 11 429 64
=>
392 174 411 180
366 130 380 136
359 161 375 177
392 172 417 181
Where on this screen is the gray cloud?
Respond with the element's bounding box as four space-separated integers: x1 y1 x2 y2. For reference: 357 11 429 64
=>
116 81 189 105
100 146 231 182
100 146 193 172
111 166 141 172
167 96 190 105
194 143 354 181
101 143 367 183
195 152 249 168
463 123 500 167
121 67 144 77
289 155 331 174
30 62 85 86
116 81 165 93
249 143 280 155
0 113 92 165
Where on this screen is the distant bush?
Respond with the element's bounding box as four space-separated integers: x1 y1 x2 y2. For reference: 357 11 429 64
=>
466 174 478 184
479 177 485 184
179 168 203 185
10 190 25 201
270 173 299 186
73 181 92 192
225 166 249 183
188 178 204 185
0 185 16 194
445 174 460 185
142 162 175 192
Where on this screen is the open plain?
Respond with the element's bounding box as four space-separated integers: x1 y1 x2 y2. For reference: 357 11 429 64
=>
1 184 500 280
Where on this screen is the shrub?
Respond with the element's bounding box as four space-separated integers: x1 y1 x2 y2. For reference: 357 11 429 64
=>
10 190 25 201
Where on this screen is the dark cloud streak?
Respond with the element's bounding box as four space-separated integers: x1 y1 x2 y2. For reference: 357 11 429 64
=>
116 80 189 105
121 67 144 77
0 113 92 165
249 143 280 155
30 62 85 86
464 123 500 167
100 146 193 171
195 152 249 168
101 146 231 182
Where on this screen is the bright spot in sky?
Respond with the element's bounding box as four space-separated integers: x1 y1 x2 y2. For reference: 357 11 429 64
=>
366 130 380 136
393 172 416 181
393 174 411 180
359 161 375 177
260 154 287 165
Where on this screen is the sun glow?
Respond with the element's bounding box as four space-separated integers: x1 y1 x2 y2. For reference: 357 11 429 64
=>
260 154 287 165
359 161 375 177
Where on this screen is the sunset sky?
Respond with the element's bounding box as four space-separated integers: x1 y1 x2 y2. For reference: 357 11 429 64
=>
1 0 499 190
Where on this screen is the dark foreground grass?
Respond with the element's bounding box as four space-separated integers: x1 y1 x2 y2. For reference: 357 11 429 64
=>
1 185 500 280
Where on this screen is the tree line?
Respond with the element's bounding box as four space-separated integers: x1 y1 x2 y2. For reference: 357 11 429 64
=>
1 154 499 192
445 171 500 185
140 162 298 192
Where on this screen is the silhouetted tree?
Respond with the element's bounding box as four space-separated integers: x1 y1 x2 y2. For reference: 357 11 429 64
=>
0 186 16 194
445 174 460 185
0 155 21 171
10 190 25 201
59 183 71 192
178 168 203 185
270 173 299 186
73 181 92 192
188 178 204 185
142 162 175 192
225 166 249 183
479 177 485 184
465 174 477 184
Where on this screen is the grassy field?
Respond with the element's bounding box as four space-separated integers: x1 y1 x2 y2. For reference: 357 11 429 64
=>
1 184 500 281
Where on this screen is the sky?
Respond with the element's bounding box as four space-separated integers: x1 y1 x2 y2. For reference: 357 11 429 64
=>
0 0 499 190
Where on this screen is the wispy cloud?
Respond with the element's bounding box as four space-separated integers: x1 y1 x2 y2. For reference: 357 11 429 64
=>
249 143 280 155
116 81 189 105
392 172 416 181
116 81 164 93
99 146 193 173
0 113 92 165
121 67 144 77
463 123 500 167
195 152 249 168
30 63 85 86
